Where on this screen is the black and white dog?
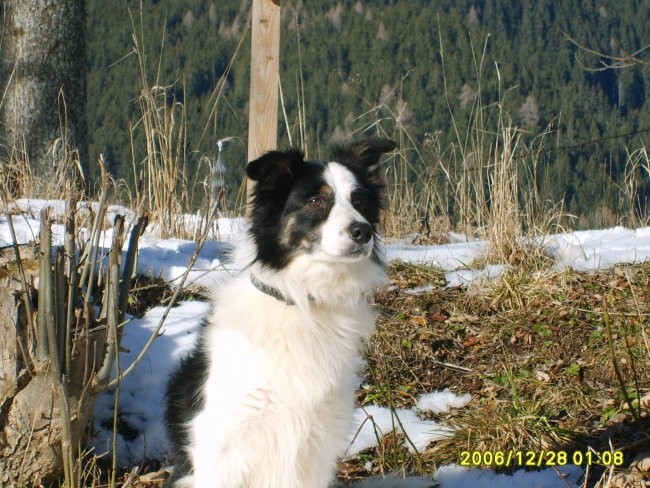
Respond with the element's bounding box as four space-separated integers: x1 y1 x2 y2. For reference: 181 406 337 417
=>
165 138 434 488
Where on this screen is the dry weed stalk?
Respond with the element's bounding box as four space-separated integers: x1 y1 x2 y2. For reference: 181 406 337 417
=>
0 135 85 202
135 82 188 238
485 126 523 263
126 6 189 239
623 144 650 227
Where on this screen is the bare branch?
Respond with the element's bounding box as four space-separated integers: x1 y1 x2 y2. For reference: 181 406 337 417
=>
118 210 149 324
3 211 37 355
94 215 125 387
561 29 650 71
38 208 53 361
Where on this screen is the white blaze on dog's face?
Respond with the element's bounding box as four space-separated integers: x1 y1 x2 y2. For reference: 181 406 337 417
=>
317 162 374 261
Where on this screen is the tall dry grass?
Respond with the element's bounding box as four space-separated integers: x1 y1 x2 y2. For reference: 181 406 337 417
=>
0 136 86 203
338 34 585 268
623 144 650 227
127 7 189 239
131 81 188 238
125 4 250 239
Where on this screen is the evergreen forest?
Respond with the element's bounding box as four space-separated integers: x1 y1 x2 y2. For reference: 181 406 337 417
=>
86 0 650 228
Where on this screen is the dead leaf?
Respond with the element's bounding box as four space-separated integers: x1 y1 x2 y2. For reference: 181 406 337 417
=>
463 335 479 347
410 315 427 326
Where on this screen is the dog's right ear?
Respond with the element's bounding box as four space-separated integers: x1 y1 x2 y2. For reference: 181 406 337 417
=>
246 149 305 183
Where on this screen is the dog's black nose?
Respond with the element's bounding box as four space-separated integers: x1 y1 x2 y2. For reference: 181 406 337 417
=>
348 222 373 244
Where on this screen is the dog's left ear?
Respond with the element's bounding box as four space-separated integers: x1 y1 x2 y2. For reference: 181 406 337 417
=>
332 137 396 182
246 149 304 184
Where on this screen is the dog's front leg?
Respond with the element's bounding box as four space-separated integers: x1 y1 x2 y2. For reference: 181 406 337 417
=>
189 409 250 488
189 391 306 488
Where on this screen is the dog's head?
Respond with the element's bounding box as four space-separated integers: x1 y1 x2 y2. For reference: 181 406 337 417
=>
245 138 396 270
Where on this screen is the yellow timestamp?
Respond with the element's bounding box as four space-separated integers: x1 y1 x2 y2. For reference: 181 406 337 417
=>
459 450 624 468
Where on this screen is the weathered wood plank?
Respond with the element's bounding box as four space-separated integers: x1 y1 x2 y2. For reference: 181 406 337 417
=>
247 0 281 198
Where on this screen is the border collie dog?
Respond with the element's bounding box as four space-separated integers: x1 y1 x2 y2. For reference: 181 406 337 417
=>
166 138 433 488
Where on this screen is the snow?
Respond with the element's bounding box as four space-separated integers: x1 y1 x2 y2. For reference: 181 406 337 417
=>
344 390 471 455
434 463 584 488
135 237 231 286
384 239 486 270
445 264 509 288
92 300 209 465
546 226 650 271
1 202 649 487
346 404 454 455
416 389 472 414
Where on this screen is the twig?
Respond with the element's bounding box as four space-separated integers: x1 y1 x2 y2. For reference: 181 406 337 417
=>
79 163 109 302
561 30 650 71
576 307 650 317
79 168 110 387
57 381 74 488
39 212 75 486
603 295 640 421
64 198 77 378
118 210 148 324
110 291 121 488
95 216 125 387
622 270 643 414
551 465 576 488
430 359 473 373
4 210 37 358
54 248 66 374
38 208 53 361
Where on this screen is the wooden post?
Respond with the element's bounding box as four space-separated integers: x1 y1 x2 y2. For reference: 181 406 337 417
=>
247 0 281 196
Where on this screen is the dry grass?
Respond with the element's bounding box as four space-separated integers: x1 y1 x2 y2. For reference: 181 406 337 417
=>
127 8 189 239
0 137 86 203
342 260 650 486
484 126 522 264
623 144 650 228
351 58 572 269
122 4 250 240
131 80 189 239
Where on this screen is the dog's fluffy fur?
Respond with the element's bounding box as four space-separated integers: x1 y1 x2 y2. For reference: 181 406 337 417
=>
165 139 433 488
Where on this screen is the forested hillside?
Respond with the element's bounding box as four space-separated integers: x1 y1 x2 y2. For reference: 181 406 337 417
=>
86 0 650 226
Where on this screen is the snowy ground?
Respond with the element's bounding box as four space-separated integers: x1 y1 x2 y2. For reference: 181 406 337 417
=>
2 199 649 487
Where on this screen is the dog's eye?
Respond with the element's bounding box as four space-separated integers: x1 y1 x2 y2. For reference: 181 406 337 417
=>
308 196 325 208
351 190 367 209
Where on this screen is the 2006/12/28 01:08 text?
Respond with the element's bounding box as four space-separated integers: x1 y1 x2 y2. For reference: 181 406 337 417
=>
459 450 624 468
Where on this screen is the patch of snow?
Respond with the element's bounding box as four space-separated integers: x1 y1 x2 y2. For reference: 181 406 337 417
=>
416 389 472 414
434 463 584 488
445 264 508 288
92 301 208 466
384 240 487 270
404 284 436 295
546 226 650 271
346 405 454 455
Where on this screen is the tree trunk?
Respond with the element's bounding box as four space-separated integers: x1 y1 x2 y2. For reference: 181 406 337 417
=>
1 0 88 196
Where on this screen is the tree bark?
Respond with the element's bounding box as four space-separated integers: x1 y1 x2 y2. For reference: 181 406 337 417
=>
1 0 88 195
